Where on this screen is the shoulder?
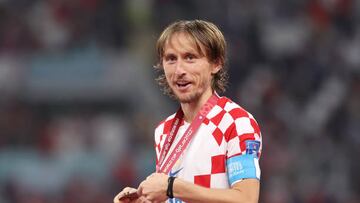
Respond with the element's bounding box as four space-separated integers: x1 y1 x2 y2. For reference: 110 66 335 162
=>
214 96 256 120
217 97 262 157
214 96 261 141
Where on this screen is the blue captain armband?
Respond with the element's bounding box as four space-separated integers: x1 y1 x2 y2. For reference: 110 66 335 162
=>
226 154 261 185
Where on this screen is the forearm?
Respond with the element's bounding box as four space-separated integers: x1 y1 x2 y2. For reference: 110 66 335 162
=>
173 178 259 203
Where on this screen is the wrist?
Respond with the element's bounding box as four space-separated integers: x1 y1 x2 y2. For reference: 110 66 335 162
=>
167 176 176 198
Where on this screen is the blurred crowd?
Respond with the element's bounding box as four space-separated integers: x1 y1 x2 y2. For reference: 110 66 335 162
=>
0 0 359 203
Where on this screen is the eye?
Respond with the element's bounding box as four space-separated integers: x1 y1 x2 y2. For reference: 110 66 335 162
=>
164 54 177 63
185 53 196 61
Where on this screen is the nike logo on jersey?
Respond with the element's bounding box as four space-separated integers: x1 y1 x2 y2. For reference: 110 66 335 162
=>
169 167 183 177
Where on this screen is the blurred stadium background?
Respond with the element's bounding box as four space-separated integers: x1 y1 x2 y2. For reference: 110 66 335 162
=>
0 0 359 202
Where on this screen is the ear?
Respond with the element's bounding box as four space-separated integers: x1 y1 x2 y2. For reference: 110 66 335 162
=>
211 63 222 74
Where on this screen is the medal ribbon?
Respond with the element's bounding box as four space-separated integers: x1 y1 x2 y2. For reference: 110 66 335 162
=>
156 94 219 174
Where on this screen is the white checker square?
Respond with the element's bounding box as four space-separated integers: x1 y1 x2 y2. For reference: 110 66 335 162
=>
235 117 254 135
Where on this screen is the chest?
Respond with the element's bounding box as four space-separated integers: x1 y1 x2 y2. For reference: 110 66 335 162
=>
166 123 230 188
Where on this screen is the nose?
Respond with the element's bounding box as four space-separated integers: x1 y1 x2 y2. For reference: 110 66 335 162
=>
174 60 186 76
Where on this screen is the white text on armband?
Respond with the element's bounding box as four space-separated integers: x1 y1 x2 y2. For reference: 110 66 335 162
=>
226 154 260 185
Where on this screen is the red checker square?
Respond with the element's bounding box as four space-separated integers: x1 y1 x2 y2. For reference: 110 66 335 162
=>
212 128 223 146
250 118 261 135
211 155 226 174
229 108 249 120
224 123 237 142
239 134 255 152
210 110 226 126
217 97 228 108
156 143 160 152
203 117 210 125
194 174 211 188
163 119 174 134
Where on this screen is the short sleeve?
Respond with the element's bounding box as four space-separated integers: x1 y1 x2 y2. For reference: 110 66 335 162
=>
225 110 262 186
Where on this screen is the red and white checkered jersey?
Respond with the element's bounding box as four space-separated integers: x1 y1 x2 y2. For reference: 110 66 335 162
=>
154 96 262 190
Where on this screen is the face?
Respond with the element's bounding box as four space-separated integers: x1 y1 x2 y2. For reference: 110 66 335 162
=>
162 32 220 104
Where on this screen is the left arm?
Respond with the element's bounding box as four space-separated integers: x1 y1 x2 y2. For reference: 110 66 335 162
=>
138 173 259 203
173 175 259 203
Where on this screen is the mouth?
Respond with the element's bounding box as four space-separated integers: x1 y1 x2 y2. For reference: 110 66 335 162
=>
175 81 191 90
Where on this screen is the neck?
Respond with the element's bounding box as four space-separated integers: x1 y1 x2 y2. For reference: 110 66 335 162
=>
180 90 214 123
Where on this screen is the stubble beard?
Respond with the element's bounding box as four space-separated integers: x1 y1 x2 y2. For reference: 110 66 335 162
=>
169 80 210 104
174 90 202 104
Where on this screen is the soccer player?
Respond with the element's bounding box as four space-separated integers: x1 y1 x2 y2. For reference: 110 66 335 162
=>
114 20 262 203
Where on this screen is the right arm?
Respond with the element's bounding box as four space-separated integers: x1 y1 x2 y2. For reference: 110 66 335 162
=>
114 117 171 203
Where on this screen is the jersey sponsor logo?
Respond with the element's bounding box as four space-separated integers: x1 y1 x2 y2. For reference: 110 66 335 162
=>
245 140 260 157
169 167 183 177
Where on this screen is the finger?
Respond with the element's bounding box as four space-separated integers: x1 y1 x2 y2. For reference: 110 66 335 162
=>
114 187 137 202
136 186 142 197
113 195 119 203
123 187 134 193
114 192 124 203
122 188 138 197
128 188 137 194
137 182 145 194
114 193 129 203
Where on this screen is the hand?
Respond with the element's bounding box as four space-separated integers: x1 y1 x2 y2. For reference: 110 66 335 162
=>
114 187 151 203
138 173 169 203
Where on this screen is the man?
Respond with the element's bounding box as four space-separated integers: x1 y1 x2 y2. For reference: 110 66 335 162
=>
114 20 262 203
